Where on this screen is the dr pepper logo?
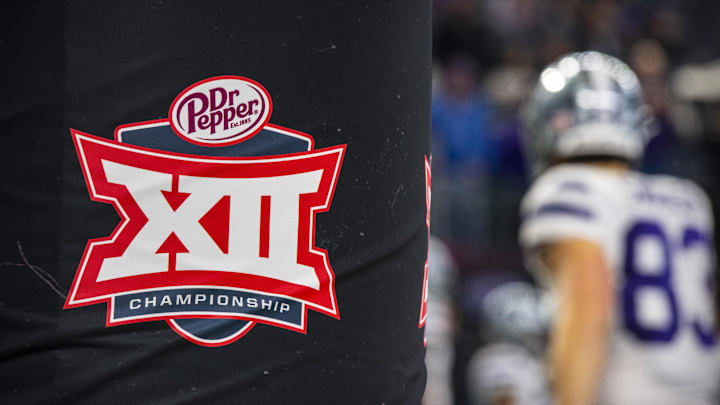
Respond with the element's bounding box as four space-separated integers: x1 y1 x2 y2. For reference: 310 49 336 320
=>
65 76 346 346
169 76 272 146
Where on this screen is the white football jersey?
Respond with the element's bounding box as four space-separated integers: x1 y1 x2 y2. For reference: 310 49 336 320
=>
519 164 720 405
423 235 458 405
466 342 552 405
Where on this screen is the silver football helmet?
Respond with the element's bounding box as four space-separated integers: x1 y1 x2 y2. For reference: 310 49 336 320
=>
481 281 552 353
521 51 655 176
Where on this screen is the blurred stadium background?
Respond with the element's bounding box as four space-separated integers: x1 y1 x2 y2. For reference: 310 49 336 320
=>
426 0 720 404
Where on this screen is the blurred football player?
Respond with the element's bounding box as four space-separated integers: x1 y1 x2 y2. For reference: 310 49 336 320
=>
466 281 552 405
467 342 549 405
519 51 720 405
423 235 459 405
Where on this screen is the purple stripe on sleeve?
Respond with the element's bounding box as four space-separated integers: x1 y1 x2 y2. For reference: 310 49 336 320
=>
534 203 593 219
558 181 588 193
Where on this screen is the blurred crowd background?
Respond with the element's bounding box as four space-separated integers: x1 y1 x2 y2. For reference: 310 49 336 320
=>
426 0 720 404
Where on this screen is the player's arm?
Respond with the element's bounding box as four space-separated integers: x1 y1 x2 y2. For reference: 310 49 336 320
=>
540 238 612 405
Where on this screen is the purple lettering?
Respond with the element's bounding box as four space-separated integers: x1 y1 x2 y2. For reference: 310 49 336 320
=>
209 87 227 111
198 114 210 130
223 107 235 130
176 93 208 133
176 87 263 138
236 103 248 118
248 99 259 115
210 111 223 134
228 89 240 106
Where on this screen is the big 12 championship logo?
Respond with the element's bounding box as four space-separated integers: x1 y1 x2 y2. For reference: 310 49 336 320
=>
66 76 346 346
